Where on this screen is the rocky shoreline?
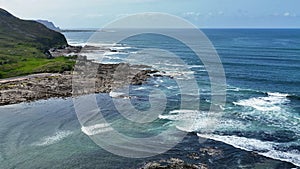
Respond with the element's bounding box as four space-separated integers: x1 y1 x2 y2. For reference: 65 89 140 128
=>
0 44 161 105
0 59 159 105
137 134 297 169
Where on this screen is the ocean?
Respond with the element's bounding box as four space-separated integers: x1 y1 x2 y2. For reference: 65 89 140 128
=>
0 29 299 168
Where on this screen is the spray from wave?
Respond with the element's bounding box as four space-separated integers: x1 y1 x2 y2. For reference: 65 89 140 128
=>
32 130 73 146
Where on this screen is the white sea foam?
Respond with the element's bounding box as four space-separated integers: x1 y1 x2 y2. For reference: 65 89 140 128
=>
198 134 274 151
267 92 289 97
154 78 164 84
158 110 208 131
33 130 73 146
227 87 240 92
67 41 87 46
109 92 127 98
159 110 240 133
233 92 290 112
102 55 122 60
94 61 123 64
163 63 185 67
261 149 300 167
160 71 195 80
226 85 261 93
110 46 131 50
234 98 281 111
166 85 178 90
81 123 113 136
197 134 300 167
104 51 126 56
232 93 299 136
85 43 118 47
159 110 201 120
188 65 205 68
133 86 147 91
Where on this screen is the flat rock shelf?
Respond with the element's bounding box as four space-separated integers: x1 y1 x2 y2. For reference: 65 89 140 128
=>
0 58 159 105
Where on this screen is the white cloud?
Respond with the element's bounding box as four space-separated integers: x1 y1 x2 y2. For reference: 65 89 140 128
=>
284 12 291 16
283 12 297 17
183 12 201 17
183 11 225 19
218 11 224 16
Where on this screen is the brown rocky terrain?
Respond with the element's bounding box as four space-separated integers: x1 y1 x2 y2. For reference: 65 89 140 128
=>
0 58 159 105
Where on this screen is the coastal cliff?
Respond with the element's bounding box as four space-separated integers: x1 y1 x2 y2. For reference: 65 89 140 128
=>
0 8 72 78
36 19 61 32
0 8 67 51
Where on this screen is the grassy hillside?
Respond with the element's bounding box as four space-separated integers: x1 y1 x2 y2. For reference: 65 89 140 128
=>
0 8 75 78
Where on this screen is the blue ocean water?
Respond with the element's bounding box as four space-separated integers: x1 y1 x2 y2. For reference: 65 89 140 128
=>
62 29 300 166
0 29 299 168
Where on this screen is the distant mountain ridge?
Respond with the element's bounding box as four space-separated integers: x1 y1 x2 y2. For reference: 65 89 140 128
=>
0 8 67 52
36 19 61 32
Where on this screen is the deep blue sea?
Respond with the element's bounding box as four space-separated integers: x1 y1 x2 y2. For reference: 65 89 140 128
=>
0 29 299 168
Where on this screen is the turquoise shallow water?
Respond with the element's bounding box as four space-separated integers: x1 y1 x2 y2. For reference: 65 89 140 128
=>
0 96 297 168
0 29 299 168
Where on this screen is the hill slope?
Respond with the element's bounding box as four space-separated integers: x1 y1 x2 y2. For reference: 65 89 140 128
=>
0 8 74 78
0 8 67 51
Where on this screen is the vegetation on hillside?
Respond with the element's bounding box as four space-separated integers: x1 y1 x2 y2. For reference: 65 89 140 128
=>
0 8 75 78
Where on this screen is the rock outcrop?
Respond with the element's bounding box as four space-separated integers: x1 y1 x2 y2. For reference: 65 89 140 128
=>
0 59 158 105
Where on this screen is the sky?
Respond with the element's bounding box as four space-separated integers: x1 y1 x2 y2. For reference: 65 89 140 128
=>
1 0 300 29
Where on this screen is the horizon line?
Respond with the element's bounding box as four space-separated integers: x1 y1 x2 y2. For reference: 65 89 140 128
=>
60 27 300 30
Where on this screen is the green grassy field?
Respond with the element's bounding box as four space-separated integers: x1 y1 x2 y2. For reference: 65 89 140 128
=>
0 8 75 79
0 43 75 78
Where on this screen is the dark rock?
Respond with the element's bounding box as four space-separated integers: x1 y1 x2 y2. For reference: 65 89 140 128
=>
44 50 53 59
49 45 82 57
109 49 118 52
139 158 207 169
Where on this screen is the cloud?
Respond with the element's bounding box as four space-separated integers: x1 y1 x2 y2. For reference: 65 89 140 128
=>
183 12 201 17
182 12 202 22
218 11 224 16
182 11 226 21
284 12 291 16
283 12 297 17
